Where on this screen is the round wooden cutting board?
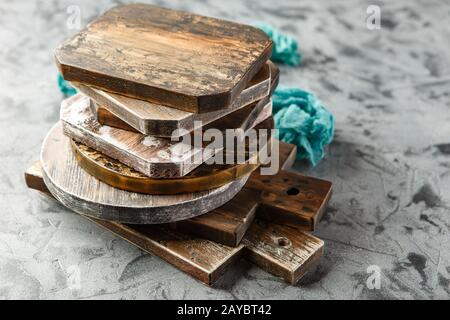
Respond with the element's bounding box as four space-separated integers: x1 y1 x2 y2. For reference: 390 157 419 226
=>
40 122 249 224
71 140 259 195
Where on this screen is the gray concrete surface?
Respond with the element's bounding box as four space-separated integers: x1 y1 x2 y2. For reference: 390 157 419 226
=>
0 0 449 299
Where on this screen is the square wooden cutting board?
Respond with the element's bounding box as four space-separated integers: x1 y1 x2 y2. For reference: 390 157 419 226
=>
55 4 273 113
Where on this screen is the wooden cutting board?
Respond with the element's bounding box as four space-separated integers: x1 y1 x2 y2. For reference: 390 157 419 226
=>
172 142 333 246
25 162 324 285
61 94 272 178
74 62 276 136
55 4 273 113
71 141 260 195
41 123 249 224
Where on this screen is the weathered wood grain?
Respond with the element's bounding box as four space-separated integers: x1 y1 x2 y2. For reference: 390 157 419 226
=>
26 162 325 285
72 140 260 195
91 100 138 133
173 142 332 246
171 188 260 247
74 62 272 136
61 94 205 178
172 141 298 246
247 170 333 230
67 136 292 245
55 4 273 113
61 94 272 178
41 123 249 224
242 220 324 285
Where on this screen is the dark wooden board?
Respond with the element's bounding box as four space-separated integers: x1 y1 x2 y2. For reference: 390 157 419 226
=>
246 170 333 231
55 4 273 113
172 141 297 246
26 161 324 285
76 62 274 136
173 142 332 246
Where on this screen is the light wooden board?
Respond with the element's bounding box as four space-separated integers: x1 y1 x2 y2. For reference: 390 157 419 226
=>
26 161 324 285
74 62 272 136
242 220 324 285
61 94 272 178
55 4 273 113
41 123 249 224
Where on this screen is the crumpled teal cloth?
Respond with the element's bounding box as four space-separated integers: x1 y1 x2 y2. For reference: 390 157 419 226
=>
58 74 76 97
273 87 334 166
255 23 301 66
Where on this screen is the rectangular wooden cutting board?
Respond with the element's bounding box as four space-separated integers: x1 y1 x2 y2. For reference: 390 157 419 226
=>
55 4 273 113
60 94 272 178
74 61 277 137
173 142 333 246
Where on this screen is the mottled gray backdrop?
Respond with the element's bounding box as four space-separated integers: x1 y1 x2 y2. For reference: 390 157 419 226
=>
0 0 449 299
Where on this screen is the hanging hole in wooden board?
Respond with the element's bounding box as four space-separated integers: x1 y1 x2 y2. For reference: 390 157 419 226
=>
276 237 291 247
286 187 300 196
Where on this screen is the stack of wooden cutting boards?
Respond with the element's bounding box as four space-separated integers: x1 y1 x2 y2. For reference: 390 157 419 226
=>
25 4 333 286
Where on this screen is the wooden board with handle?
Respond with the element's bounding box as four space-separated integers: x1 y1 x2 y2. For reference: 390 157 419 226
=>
55 4 273 113
61 94 272 178
173 142 332 246
25 161 324 285
75 62 276 136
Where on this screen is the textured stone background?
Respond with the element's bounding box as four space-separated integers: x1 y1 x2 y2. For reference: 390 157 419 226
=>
0 0 449 299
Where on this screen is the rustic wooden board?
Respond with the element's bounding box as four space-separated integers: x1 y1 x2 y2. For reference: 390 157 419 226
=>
172 141 298 246
242 220 324 285
61 94 272 178
246 170 333 230
55 4 273 113
72 140 260 195
173 142 332 246
26 161 324 285
74 62 273 136
41 123 249 224
92 100 138 133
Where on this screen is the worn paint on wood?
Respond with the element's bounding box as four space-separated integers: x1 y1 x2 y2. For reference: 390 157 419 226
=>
61 94 272 178
74 62 273 136
173 141 332 246
55 4 273 113
72 140 260 195
172 141 298 246
242 220 324 284
41 123 249 224
247 170 333 230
